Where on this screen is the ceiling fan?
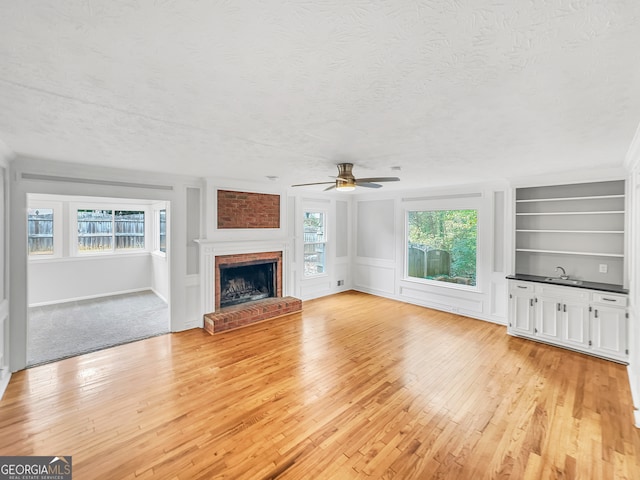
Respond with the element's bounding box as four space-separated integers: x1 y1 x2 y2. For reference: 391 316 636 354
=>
291 163 400 191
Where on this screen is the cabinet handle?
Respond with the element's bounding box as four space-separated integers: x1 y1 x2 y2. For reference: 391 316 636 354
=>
563 304 566 313
517 285 527 289
557 303 561 311
530 298 534 307
601 297 616 302
594 309 598 318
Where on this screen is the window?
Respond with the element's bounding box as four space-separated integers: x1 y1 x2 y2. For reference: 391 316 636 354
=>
115 210 145 250
303 211 326 276
77 209 145 253
159 209 166 253
407 209 477 287
28 208 54 255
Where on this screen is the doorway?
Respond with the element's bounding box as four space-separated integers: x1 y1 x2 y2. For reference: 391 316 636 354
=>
26 194 170 366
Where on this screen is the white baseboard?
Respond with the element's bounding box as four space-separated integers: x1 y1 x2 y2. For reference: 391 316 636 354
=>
28 287 153 307
150 288 168 304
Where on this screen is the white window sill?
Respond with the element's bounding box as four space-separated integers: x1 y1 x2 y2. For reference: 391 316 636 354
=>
402 275 481 293
29 251 151 263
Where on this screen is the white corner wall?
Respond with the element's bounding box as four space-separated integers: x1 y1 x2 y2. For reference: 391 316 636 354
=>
25 196 170 306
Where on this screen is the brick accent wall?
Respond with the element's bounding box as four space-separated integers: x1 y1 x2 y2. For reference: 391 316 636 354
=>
217 190 280 229
215 251 283 310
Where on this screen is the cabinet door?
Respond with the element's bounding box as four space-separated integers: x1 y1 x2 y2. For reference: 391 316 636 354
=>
536 295 562 343
562 301 590 350
591 306 627 360
509 291 535 336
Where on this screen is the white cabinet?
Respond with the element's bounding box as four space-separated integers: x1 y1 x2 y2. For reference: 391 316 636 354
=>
508 280 627 363
535 294 562 342
562 300 590 350
590 293 628 362
508 281 535 336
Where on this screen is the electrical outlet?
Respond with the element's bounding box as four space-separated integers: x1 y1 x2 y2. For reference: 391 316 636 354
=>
337 280 344 286
599 264 608 273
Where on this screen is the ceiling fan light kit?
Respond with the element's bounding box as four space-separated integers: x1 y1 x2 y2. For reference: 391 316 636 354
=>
292 163 400 192
335 179 356 192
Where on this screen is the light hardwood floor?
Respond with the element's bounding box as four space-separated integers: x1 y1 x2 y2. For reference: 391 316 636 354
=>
1 291 639 479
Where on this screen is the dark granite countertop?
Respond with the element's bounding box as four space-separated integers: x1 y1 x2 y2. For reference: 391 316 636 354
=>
506 274 628 294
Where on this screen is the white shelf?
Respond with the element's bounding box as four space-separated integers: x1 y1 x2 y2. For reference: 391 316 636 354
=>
516 194 624 203
516 229 624 234
516 211 624 216
516 248 624 258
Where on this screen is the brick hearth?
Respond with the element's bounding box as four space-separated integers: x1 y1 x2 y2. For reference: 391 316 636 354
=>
204 296 302 334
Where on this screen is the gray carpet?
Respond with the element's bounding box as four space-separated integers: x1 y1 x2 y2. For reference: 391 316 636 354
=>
27 290 169 366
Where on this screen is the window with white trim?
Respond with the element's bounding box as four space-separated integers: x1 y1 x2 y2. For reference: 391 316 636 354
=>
28 208 54 255
27 202 62 258
406 209 477 287
303 211 326 276
77 209 145 253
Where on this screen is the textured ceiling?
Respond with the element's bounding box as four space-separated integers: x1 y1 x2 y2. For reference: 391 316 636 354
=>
1 1 639 191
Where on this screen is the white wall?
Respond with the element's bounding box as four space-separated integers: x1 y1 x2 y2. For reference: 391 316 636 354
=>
352 184 510 324
0 142 11 398
29 254 152 305
624 127 640 426
9 156 203 372
151 253 169 302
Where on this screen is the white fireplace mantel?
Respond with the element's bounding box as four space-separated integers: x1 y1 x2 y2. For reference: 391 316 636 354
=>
195 238 291 320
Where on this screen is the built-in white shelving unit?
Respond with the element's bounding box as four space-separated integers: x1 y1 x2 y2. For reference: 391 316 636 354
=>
515 180 625 283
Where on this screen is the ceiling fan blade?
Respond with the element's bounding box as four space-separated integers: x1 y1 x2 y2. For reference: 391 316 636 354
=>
323 184 336 191
357 182 383 189
291 181 335 187
356 177 400 183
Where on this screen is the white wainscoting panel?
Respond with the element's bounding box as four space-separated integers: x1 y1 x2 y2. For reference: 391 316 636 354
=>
300 280 334 300
354 264 396 295
400 285 483 314
184 274 201 329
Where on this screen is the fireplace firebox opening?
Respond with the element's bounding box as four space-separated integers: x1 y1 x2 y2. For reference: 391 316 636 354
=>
219 261 276 308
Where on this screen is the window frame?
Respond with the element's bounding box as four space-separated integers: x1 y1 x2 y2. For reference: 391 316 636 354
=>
403 203 480 292
153 207 167 257
303 210 328 278
27 201 63 259
71 203 150 257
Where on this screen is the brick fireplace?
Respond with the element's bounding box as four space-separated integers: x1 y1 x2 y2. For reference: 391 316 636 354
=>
196 240 301 334
215 251 282 309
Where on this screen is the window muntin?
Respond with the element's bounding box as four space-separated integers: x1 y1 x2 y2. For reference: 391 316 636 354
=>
28 208 54 255
407 209 477 287
77 209 145 253
303 211 326 276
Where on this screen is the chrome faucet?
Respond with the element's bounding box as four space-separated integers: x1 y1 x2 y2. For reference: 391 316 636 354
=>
555 266 569 280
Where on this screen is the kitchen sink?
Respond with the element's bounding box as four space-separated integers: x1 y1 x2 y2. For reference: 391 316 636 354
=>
544 277 583 286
